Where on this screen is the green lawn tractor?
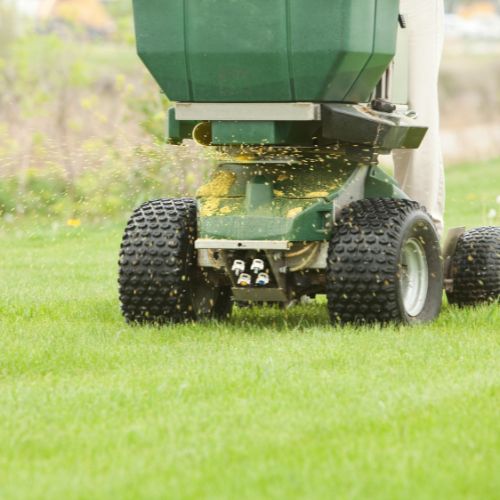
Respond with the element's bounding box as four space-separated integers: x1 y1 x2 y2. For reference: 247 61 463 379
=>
119 0 500 326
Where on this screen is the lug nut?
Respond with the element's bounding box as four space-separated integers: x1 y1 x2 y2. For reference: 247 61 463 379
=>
250 259 265 274
237 273 252 287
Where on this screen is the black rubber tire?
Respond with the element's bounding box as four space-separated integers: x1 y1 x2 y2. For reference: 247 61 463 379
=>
118 198 232 324
447 226 500 307
327 198 443 325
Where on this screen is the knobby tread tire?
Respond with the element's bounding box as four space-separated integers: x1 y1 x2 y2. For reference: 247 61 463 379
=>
447 226 500 307
118 198 232 324
326 198 442 325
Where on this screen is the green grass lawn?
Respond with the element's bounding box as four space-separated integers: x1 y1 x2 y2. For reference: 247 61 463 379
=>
0 160 499 499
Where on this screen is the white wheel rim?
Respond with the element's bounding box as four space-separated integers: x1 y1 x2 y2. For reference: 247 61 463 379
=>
399 238 429 317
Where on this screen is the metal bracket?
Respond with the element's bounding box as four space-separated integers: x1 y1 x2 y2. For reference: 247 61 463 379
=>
333 166 369 219
442 226 466 292
195 239 291 251
232 287 288 302
175 102 321 122
214 247 290 302
264 250 288 291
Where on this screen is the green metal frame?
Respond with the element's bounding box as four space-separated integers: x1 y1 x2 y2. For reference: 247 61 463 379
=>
196 155 406 242
167 103 427 150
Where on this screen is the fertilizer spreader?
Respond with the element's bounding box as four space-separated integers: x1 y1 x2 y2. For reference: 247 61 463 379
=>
119 0 500 325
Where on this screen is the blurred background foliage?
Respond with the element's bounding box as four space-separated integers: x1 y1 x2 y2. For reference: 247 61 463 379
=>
0 0 499 223
0 0 213 222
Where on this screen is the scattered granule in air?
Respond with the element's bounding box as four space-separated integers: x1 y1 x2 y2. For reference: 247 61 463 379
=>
196 171 236 197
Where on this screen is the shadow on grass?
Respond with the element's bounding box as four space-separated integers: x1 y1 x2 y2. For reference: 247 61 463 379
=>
147 301 499 339
66 296 498 340
228 303 332 331
116 302 337 339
